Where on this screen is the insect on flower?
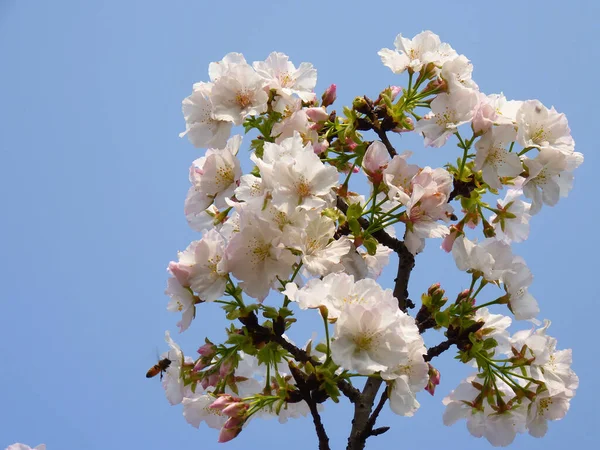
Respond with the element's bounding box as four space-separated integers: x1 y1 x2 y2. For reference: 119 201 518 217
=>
146 358 171 380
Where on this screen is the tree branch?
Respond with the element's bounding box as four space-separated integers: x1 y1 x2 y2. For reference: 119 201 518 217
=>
307 395 330 450
424 321 485 362
339 196 416 450
361 386 389 440
238 313 361 403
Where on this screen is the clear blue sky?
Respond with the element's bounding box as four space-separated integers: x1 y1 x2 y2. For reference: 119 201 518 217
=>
1 1 598 449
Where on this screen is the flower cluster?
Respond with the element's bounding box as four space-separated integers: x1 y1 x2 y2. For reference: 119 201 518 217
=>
152 30 581 448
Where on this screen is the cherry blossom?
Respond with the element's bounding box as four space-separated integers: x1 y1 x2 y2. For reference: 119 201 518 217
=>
474 124 522 190
414 88 479 147
180 82 232 149
379 30 457 74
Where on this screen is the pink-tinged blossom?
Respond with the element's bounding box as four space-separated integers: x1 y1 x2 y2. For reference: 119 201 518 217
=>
185 135 242 212
253 52 317 107
362 141 390 185
489 190 531 243
182 393 228 429
521 149 583 214
387 164 453 254
180 82 232 149
286 213 351 277
472 93 521 135
271 104 319 145
188 229 228 301
211 63 268 125
474 124 522 190
383 152 420 204
269 135 339 211
225 212 296 301
165 277 196 332
378 31 457 74
414 88 479 147
516 100 575 155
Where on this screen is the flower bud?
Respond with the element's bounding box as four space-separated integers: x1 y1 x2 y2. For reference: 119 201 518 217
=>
362 141 390 186
219 360 233 377
455 289 472 304
313 139 329 155
222 402 248 418
218 416 244 443
425 364 441 396
306 107 330 123
197 342 217 357
321 84 337 107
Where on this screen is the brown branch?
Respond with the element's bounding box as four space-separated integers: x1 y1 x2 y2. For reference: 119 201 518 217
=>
238 313 361 403
373 126 397 158
361 386 389 440
307 395 330 450
289 363 331 450
346 378 383 450
424 321 485 362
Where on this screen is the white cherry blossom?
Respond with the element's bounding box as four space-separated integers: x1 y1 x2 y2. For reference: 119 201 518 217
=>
225 212 296 301
379 30 457 74
211 63 268 125
183 393 228 429
441 55 478 92
474 124 522 190
526 389 572 438
253 52 317 105
186 135 242 211
180 82 232 149
414 88 479 147
516 100 574 155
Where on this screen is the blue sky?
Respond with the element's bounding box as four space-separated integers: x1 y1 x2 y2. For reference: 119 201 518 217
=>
1 0 598 449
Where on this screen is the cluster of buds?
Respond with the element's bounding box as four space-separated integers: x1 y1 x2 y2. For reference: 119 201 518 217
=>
210 395 250 443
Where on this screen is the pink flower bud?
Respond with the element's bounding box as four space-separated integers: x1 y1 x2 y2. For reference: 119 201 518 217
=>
305 107 329 123
218 417 244 443
344 137 358 151
313 139 329 155
209 394 237 411
390 85 402 101
321 84 337 107
472 95 498 136
219 361 233 377
362 141 390 186
425 364 441 396
222 402 248 418
197 342 216 357
192 360 207 373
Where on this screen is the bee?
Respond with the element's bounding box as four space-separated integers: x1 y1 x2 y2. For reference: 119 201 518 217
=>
146 358 171 380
